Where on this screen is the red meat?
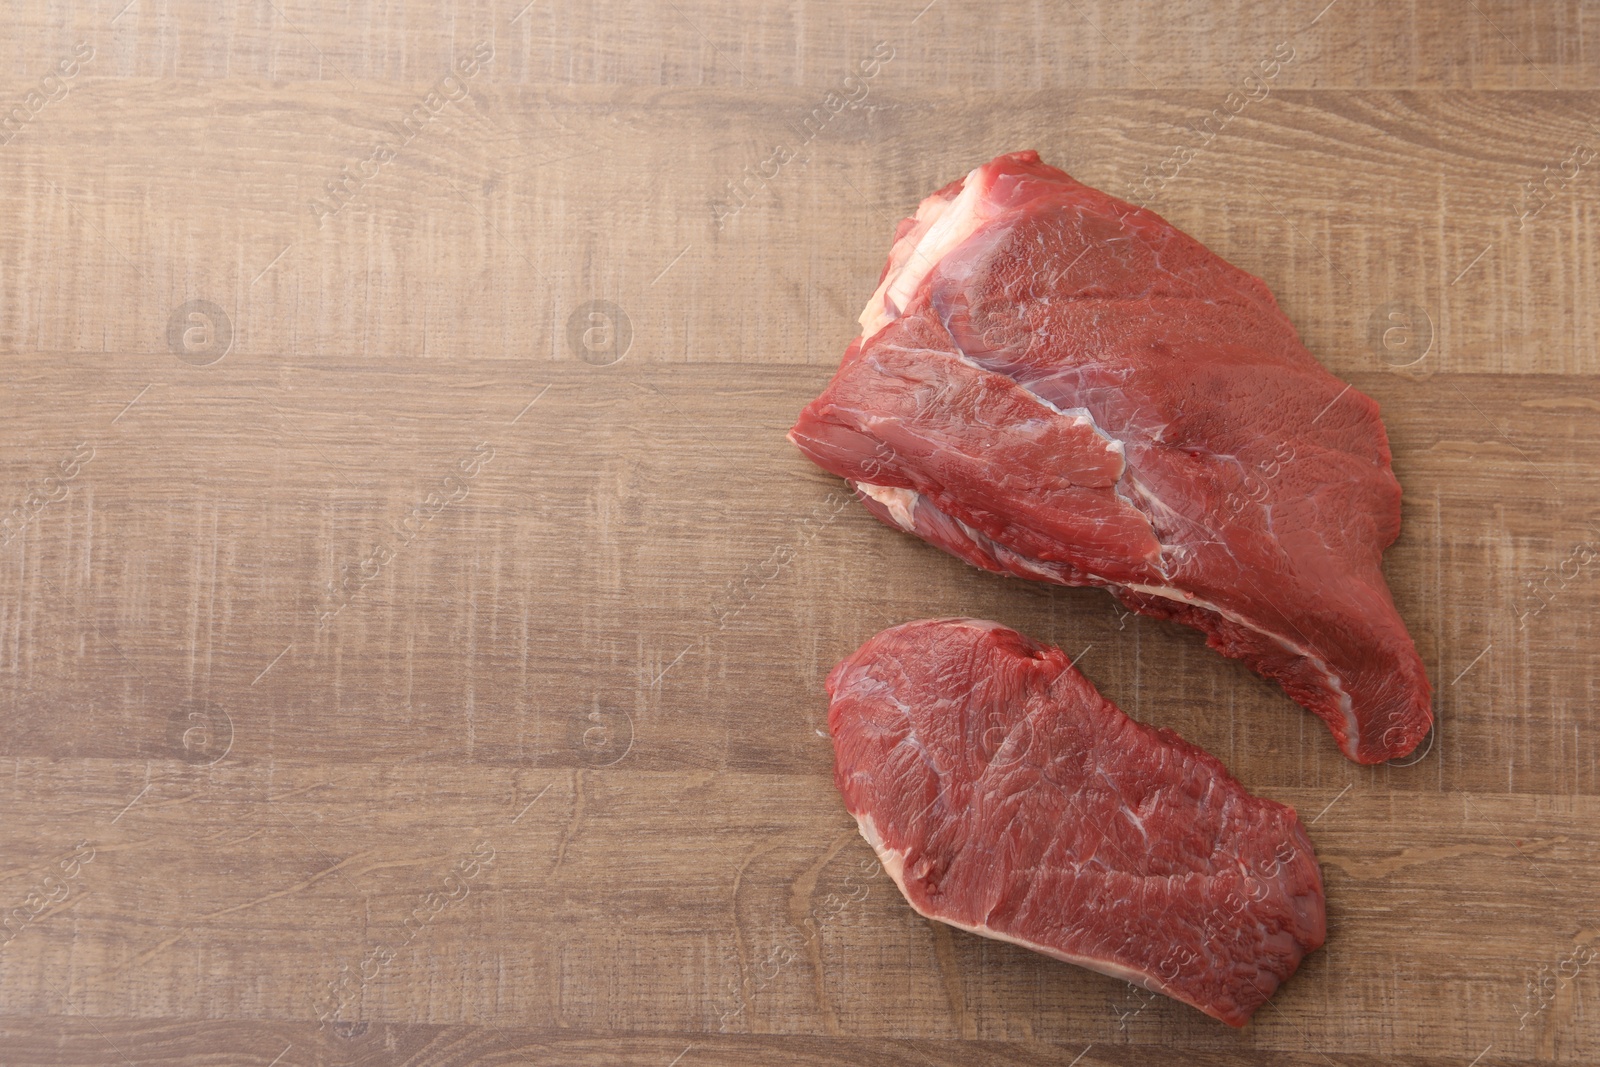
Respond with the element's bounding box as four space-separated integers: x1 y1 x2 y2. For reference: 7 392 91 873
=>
828 618 1327 1026
792 151 1431 763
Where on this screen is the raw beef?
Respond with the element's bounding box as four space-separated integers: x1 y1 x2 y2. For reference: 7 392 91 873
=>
828 618 1326 1026
791 151 1431 764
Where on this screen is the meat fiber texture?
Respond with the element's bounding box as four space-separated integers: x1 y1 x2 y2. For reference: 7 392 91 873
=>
790 150 1432 764
829 618 1327 1026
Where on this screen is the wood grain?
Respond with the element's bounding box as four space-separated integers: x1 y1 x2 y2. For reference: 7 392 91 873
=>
1 1 1596 1064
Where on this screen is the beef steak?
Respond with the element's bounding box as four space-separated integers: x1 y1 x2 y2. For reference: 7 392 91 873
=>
828 618 1327 1026
790 151 1431 763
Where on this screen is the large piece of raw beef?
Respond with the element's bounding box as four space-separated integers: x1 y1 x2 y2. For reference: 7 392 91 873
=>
828 618 1326 1026
791 151 1431 764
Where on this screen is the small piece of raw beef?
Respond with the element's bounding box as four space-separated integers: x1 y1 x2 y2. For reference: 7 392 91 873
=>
828 618 1326 1026
790 150 1431 763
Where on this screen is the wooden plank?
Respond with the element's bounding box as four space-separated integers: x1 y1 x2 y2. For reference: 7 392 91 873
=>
1 0 1596 1062
0 1018 1538 1067
0 759 1594 1061
2 91 1597 373
1 359 1596 797
4 0 1596 90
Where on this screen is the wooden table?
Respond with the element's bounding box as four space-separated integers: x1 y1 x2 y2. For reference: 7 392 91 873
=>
0 1 1594 1063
